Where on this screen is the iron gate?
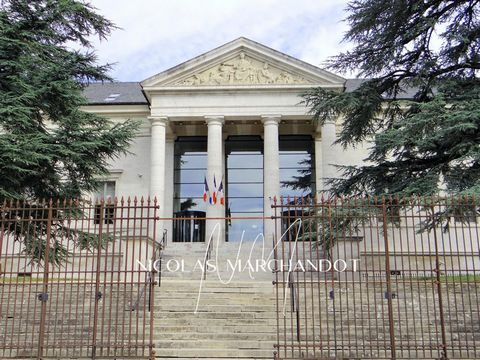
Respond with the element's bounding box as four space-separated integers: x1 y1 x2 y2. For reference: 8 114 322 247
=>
273 196 480 359
0 198 159 359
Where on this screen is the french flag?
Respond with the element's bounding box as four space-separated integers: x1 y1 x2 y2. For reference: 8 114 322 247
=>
203 176 209 203
212 175 217 204
218 180 225 206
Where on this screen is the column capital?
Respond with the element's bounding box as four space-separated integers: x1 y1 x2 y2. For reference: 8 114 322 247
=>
324 116 336 125
205 115 225 126
166 133 177 142
314 119 323 135
261 115 281 125
148 116 169 126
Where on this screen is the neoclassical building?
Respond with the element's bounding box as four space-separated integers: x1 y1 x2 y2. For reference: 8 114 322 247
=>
83 37 369 245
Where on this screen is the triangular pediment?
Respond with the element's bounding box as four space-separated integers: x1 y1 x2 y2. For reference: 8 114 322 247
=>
141 37 345 89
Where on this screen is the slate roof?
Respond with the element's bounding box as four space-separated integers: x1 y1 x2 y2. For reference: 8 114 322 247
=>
83 82 148 105
345 79 418 99
82 79 416 105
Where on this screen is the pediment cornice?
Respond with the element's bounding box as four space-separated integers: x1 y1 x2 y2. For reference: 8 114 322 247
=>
141 38 345 92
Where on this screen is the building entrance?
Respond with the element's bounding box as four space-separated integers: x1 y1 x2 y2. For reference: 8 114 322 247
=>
225 136 264 242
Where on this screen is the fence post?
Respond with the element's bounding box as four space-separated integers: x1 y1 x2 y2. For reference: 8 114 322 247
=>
272 197 280 360
149 199 158 360
91 200 104 359
381 197 396 360
430 200 448 360
37 200 53 359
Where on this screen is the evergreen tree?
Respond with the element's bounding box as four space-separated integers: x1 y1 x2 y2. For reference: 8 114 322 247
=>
304 0 480 197
281 158 313 193
0 0 138 265
0 0 138 200
287 0 480 246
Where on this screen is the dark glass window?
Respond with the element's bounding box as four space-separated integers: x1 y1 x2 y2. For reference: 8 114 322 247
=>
176 154 208 169
227 183 263 197
227 154 263 168
173 137 208 242
279 154 311 168
279 135 315 198
177 183 205 198
94 181 115 224
228 169 263 182
175 198 206 212
227 198 263 213
279 136 315 241
225 136 264 242
227 214 263 243
174 169 206 182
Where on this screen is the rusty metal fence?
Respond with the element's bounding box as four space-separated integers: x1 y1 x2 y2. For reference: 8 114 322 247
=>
273 196 480 360
0 198 159 359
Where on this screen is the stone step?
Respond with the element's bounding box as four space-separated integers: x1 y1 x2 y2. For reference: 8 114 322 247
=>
157 280 275 288
155 318 277 326
156 304 275 312
154 325 276 333
156 294 275 301
154 332 276 341
156 302 276 309
161 274 275 281
159 280 275 293
155 358 264 360
154 348 273 358
160 280 275 292
157 339 275 350
156 291 275 298
156 356 264 360
156 298 275 305
155 299 275 306
156 311 276 319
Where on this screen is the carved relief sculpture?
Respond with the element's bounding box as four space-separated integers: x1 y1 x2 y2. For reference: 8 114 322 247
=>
258 63 275 83
175 52 310 86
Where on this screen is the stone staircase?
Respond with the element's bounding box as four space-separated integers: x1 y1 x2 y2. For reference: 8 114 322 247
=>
159 242 275 281
154 279 276 359
152 240 331 359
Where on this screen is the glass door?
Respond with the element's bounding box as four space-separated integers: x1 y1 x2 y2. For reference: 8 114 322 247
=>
225 136 264 242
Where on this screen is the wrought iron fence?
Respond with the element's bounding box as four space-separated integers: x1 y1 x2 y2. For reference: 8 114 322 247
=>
272 195 480 360
0 198 159 359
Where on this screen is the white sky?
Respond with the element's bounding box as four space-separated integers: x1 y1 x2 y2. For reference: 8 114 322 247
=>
89 0 351 81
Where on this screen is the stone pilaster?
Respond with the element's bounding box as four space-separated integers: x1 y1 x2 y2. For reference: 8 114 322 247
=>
321 118 337 191
163 133 176 243
314 125 323 194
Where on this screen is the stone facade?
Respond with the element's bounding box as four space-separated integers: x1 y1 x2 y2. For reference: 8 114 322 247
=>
82 37 365 246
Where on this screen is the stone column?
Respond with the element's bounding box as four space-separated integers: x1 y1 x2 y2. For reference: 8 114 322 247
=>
205 116 225 243
314 126 323 194
149 116 168 237
321 118 337 191
262 115 281 249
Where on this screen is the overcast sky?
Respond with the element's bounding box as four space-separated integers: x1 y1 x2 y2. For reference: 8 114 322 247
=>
89 0 351 81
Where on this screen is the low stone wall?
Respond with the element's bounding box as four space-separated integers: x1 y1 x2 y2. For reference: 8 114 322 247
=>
276 281 480 359
0 283 153 359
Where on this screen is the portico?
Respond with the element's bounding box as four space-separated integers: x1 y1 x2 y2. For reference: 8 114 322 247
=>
140 37 345 245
